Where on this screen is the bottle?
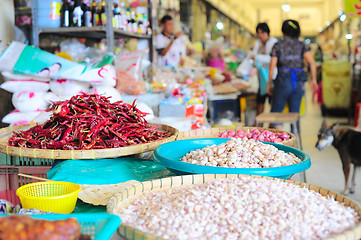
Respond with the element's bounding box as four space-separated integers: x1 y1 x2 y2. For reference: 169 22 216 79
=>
91 0 98 26
126 10 132 32
119 2 127 30
73 0 84 27
147 20 152 35
99 0 106 26
60 0 70 27
130 10 137 33
97 1 102 25
137 14 143 34
83 1 92 27
68 0 74 25
112 3 117 28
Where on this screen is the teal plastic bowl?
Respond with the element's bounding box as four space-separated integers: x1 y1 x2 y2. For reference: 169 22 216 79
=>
153 138 311 179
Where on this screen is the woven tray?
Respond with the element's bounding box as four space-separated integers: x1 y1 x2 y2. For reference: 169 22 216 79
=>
0 124 178 159
107 174 361 240
177 127 297 148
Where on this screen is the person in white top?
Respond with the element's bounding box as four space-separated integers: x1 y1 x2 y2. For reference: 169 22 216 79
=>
155 15 185 69
253 23 278 115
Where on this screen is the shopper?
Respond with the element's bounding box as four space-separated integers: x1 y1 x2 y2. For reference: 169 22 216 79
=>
268 19 318 129
253 23 278 116
155 15 185 69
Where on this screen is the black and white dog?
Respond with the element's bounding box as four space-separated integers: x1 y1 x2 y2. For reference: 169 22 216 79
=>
316 120 361 194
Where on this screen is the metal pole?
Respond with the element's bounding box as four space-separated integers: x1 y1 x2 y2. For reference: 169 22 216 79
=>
148 0 154 62
105 0 114 54
31 0 39 47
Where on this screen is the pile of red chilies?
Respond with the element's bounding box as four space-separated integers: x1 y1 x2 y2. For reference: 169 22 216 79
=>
8 93 171 150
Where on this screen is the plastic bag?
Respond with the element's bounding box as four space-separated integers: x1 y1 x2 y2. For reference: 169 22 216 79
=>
12 91 48 112
236 56 252 80
47 158 177 185
59 39 87 62
90 86 122 103
2 110 42 125
89 64 117 87
32 111 52 124
1 80 49 93
135 102 154 121
49 79 90 97
1 71 50 82
255 60 268 96
114 49 148 95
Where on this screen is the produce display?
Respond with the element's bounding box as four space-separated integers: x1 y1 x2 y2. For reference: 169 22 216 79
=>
181 138 301 168
119 177 359 240
219 129 291 143
0 216 90 240
8 93 172 150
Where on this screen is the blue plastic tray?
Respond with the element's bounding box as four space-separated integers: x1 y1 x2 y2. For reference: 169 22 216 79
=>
153 138 311 179
31 213 120 240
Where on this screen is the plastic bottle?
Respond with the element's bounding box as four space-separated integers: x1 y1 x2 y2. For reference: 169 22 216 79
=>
112 4 117 28
83 0 92 27
91 0 98 26
60 0 70 27
99 0 106 25
36 0 62 28
72 0 84 27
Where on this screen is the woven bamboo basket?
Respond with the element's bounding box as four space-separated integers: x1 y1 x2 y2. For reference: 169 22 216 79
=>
107 174 361 240
0 124 178 159
177 127 297 148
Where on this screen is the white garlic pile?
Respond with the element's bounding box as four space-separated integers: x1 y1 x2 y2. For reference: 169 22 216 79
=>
181 138 301 168
120 177 359 240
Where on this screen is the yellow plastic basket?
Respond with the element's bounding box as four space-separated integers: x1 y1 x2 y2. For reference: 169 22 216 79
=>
16 181 81 214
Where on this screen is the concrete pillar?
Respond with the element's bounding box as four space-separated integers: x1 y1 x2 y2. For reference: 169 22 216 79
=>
0 0 15 53
0 0 15 127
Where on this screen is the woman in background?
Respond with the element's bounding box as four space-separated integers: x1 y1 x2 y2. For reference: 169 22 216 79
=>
268 19 318 129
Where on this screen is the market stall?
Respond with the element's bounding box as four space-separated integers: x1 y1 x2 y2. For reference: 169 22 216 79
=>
0 0 360 239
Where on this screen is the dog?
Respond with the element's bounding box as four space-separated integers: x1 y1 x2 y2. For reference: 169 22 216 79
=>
316 120 361 194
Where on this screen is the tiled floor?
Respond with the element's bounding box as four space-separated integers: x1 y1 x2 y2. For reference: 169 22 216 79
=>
281 86 361 204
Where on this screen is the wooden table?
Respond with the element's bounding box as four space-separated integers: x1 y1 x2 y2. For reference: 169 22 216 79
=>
255 112 306 182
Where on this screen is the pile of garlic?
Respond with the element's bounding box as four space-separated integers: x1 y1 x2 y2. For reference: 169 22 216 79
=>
120 177 359 240
181 138 301 168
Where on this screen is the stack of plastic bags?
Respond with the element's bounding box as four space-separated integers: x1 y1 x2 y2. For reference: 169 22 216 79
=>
1 72 51 126
1 65 123 126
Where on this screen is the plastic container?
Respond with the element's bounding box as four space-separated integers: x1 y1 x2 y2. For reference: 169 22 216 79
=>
36 0 61 28
322 60 351 109
30 213 121 240
153 138 311 179
157 117 192 132
16 181 81 213
0 166 51 205
0 213 121 240
208 59 225 71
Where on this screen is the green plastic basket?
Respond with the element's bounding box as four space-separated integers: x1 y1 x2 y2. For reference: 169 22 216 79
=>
0 155 54 166
30 213 121 240
11 156 54 166
0 153 12 165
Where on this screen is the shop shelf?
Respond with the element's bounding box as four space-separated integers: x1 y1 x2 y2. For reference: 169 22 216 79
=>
0 166 51 205
38 27 151 40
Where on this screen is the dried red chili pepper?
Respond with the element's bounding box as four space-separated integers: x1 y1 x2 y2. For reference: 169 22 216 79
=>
8 93 172 150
